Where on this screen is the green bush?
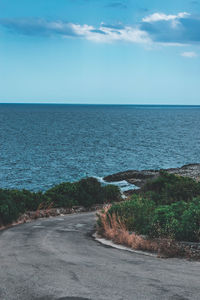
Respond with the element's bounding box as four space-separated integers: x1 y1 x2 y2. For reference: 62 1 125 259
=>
178 197 200 242
150 198 200 242
108 195 155 235
149 202 186 239
75 177 103 207
9 190 45 212
105 195 200 242
45 177 121 208
142 172 200 205
102 185 121 203
102 173 200 243
0 177 121 225
45 182 78 208
0 190 19 225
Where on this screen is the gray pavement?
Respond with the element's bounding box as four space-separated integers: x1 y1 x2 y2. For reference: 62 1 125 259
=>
0 212 200 300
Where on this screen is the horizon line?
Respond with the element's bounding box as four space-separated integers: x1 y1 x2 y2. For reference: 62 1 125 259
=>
0 102 200 107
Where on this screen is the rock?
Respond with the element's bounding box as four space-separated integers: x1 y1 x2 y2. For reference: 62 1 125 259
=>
104 169 159 182
72 206 86 213
104 163 200 188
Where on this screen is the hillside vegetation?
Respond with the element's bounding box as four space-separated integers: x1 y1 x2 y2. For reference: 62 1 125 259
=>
0 177 121 226
98 172 200 243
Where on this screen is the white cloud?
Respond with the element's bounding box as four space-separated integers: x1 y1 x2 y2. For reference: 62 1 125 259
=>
70 23 151 44
70 23 94 36
142 12 190 23
181 51 198 58
1 13 200 47
112 26 151 44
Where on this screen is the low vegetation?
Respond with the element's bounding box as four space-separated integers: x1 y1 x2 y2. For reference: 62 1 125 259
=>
97 172 200 247
0 177 121 226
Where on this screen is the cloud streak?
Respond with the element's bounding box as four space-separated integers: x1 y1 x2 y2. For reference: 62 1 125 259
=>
0 19 76 37
0 18 150 44
142 12 189 23
181 51 198 57
105 2 127 9
1 12 200 46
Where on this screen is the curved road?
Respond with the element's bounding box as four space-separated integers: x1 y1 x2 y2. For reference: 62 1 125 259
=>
0 212 200 300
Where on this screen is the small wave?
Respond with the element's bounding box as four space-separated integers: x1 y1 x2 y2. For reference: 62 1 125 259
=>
94 176 138 192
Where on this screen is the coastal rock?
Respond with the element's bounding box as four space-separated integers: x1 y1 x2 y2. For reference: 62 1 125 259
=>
104 163 200 188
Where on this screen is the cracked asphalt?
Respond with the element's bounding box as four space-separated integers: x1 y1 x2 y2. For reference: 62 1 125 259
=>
0 212 200 300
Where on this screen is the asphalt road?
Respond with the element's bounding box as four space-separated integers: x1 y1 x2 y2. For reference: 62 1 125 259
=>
0 212 200 300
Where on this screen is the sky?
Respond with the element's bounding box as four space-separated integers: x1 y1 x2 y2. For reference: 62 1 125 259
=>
0 0 200 104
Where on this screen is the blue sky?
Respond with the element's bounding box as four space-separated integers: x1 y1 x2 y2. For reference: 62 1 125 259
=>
0 0 200 104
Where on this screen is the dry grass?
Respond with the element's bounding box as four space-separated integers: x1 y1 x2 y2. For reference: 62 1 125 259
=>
34 202 44 219
97 205 158 253
34 201 54 219
45 202 54 215
97 205 185 258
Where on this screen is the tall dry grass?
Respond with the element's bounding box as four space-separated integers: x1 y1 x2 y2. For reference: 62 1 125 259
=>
97 205 184 258
97 205 158 253
34 201 54 219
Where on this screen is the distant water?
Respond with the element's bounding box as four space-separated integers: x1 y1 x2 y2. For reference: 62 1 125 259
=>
0 104 200 191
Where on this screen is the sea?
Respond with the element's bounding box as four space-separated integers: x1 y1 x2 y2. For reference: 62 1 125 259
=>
0 104 200 192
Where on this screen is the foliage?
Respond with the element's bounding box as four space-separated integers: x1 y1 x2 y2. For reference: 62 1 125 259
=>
108 196 155 235
150 198 200 241
0 190 19 225
45 182 78 208
142 171 200 205
102 185 122 203
45 178 121 208
100 173 200 242
0 177 121 225
75 177 103 207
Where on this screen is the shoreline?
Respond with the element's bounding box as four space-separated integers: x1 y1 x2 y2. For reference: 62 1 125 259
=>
104 163 200 189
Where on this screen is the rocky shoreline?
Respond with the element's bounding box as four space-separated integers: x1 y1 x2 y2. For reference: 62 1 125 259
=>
104 163 200 188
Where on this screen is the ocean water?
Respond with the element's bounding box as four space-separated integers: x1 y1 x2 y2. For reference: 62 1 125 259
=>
0 104 200 191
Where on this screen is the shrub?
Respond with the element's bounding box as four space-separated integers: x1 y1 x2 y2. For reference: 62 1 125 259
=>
97 205 158 253
45 182 78 208
0 189 47 225
108 195 155 235
102 185 121 203
96 173 200 246
179 197 200 242
150 198 200 242
0 177 120 226
9 190 45 212
75 177 103 207
45 177 117 208
0 190 19 225
149 203 185 240
102 193 200 243
142 172 200 205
